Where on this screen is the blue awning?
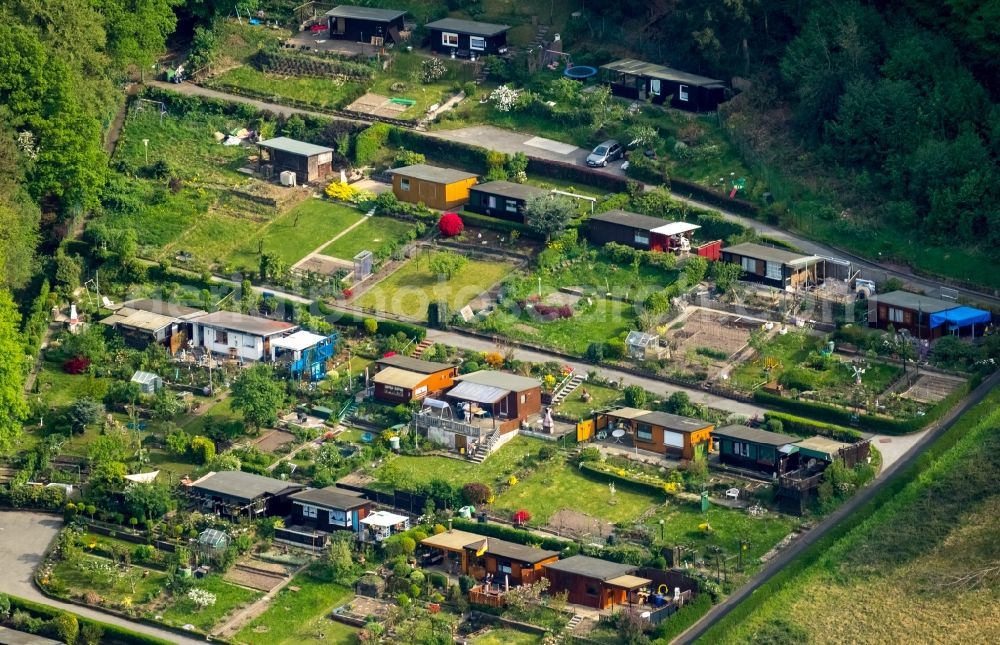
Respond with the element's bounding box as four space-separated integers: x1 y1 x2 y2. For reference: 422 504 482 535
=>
929 306 991 329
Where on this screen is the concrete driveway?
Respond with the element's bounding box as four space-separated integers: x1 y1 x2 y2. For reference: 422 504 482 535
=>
0 511 206 644
428 125 628 177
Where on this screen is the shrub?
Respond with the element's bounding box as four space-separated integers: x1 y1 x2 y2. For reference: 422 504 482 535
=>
623 385 647 408
585 342 605 362
529 303 573 320
420 58 447 82
438 212 464 237
538 445 557 460
428 571 448 589
393 149 426 167
189 436 216 464
459 575 476 593
62 356 91 374
461 482 491 505
325 181 358 202
364 318 378 335
354 123 392 165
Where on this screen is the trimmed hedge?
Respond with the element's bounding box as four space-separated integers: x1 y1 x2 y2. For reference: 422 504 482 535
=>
669 177 759 217
762 411 863 443
754 376 974 435
388 128 490 172
317 303 427 341
5 594 175 645
450 518 574 554
525 156 637 194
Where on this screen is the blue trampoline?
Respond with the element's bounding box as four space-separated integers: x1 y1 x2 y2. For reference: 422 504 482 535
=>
564 65 597 80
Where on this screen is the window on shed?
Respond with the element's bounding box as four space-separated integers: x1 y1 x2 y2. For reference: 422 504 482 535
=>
679 85 689 101
765 261 782 281
650 79 661 95
215 330 229 345
888 307 905 323
497 559 512 574
469 36 486 51
636 424 653 441
400 178 411 191
442 32 458 47
740 256 755 273
505 199 518 213
301 504 318 518
634 231 650 246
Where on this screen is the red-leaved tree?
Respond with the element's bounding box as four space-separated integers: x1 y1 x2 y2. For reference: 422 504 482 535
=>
438 212 464 237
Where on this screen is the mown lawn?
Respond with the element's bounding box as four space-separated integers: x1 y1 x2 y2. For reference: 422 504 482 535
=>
207 66 367 112
374 435 545 491
556 382 623 419
355 256 513 320
234 568 356 645
182 396 239 436
227 199 364 268
484 297 637 356
471 628 543 645
35 361 113 409
160 574 262 632
48 555 167 606
494 459 661 525
158 210 265 267
320 216 416 260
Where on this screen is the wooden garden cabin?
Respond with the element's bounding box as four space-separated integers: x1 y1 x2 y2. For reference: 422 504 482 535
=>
721 242 822 291
257 137 334 184
324 5 406 45
600 59 729 112
465 180 549 223
425 18 510 57
712 425 799 478
543 555 651 610
372 355 457 404
389 164 478 210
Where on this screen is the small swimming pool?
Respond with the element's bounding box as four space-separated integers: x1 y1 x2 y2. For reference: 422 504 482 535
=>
564 65 598 80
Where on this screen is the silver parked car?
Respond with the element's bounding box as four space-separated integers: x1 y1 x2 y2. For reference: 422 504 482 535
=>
586 140 623 167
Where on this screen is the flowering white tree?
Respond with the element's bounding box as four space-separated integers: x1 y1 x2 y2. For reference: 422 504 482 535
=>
187 588 217 612
489 85 520 112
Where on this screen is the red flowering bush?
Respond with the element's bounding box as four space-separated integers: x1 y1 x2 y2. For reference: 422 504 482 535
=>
342 287 353 298
382 351 397 358
520 301 573 320
513 510 531 525
438 212 464 237
63 356 91 374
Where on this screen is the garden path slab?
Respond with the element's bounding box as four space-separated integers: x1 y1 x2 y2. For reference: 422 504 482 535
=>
523 136 578 155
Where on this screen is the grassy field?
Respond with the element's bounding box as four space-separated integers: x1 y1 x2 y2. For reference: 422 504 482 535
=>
160 210 265 266
320 216 416 260
227 199 364 269
207 67 366 111
556 382 623 419
182 397 239 436
374 435 546 490
485 297 638 356
730 331 900 395
471 628 543 645
35 362 112 408
494 459 661 526
48 555 167 605
234 569 356 645
160 574 261 632
702 387 1000 644
356 256 513 319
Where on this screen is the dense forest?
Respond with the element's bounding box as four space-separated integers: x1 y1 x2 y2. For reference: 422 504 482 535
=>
574 0 1000 255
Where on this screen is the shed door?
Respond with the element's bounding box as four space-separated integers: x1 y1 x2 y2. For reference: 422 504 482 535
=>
650 79 661 96
488 195 497 209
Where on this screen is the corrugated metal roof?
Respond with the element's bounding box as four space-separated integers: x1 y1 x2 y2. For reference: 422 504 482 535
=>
389 163 478 184
258 136 333 157
270 330 328 352
425 18 510 36
377 355 453 374
723 242 818 266
873 290 956 314
590 209 670 231
543 555 637 581
373 366 426 389
712 425 798 446
117 310 177 332
324 5 406 21
195 311 296 336
446 380 509 404
600 58 723 86
456 370 540 392
471 180 549 202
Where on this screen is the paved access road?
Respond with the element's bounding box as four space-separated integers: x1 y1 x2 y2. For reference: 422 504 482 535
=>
0 511 206 644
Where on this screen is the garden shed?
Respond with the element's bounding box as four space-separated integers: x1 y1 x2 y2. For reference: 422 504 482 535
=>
373 355 457 404
465 180 549 223
389 164 479 210
130 370 163 394
543 555 649 609
600 58 729 112
425 18 510 57
712 425 799 477
588 210 701 253
867 290 992 340
325 5 407 45
187 470 304 518
257 136 334 184
722 242 822 291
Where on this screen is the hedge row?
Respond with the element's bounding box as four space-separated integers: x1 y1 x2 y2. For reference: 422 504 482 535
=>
5 594 175 645
762 411 864 443
449 518 573 554
754 376 974 435
317 303 428 341
669 177 759 217
578 461 673 498
388 128 490 172
525 156 637 194
254 48 375 80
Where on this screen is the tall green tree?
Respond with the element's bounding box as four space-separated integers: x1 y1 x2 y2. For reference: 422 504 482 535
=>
231 364 284 431
523 195 576 241
0 290 28 453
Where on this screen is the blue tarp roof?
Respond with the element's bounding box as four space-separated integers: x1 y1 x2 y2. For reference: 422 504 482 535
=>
929 306 991 329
